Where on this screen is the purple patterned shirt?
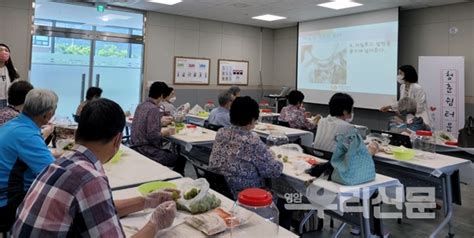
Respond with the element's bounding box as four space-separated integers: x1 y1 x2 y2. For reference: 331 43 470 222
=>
209 126 283 197
279 105 316 130
0 105 19 126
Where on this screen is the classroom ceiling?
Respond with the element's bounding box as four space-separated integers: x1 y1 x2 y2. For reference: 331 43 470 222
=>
108 0 470 29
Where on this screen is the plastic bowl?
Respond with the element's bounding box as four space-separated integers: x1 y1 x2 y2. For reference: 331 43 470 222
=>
138 181 177 196
392 147 416 160
109 149 123 164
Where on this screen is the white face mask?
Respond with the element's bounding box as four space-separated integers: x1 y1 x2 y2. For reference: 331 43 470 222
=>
397 75 405 84
168 97 176 103
345 112 354 123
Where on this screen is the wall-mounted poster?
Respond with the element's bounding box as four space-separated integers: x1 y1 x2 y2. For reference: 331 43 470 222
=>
174 56 210 85
217 59 249 85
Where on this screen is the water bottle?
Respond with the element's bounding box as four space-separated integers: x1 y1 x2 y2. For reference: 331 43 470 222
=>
412 130 436 159
229 188 279 238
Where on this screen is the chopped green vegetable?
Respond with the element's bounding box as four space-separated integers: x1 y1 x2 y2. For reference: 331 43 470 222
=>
277 154 282 158
282 156 289 163
63 142 74 151
178 193 221 214
172 191 180 201
184 188 200 200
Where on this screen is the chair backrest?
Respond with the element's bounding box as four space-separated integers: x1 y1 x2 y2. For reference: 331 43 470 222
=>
273 120 290 127
184 156 233 199
370 129 413 148
72 113 80 123
203 120 224 131
301 145 333 160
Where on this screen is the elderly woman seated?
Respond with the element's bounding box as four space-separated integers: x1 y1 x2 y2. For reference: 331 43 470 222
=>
131 81 186 175
279 90 319 130
209 96 283 198
389 97 430 134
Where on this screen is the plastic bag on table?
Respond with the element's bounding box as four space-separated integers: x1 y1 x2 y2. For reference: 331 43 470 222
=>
189 104 205 115
177 103 191 113
269 143 303 163
176 178 221 214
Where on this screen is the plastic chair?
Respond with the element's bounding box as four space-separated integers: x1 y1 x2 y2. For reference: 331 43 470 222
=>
203 120 224 131
184 156 233 200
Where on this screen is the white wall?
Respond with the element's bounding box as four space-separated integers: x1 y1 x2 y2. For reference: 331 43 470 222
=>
273 2 474 107
0 0 33 81
399 2 474 105
144 12 277 91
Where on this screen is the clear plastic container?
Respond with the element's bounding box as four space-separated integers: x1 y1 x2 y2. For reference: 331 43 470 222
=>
229 188 279 238
204 100 216 112
412 130 436 159
266 132 289 147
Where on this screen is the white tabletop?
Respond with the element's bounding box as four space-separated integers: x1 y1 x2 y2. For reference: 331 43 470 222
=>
271 147 402 212
113 178 297 238
253 123 314 147
104 145 182 189
166 126 216 151
374 146 472 177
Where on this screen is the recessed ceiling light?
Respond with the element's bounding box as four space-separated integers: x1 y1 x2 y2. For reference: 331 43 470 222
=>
317 0 363 10
252 14 286 22
147 0 182 5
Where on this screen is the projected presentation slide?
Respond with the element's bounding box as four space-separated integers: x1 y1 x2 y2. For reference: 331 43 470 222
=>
297 8 399 109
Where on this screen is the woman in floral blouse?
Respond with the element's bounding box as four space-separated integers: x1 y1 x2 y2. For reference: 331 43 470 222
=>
131 81 186 175
209 96 283 198
279 90 319 130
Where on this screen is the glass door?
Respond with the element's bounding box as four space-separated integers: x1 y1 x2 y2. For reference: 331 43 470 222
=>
30 36 91 118
30 1 145 118
92 41 143 113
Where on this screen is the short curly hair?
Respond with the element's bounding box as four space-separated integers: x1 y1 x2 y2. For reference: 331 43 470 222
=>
230 96 259 126
7 81 33 106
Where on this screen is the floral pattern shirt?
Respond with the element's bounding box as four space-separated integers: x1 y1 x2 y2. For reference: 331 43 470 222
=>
209 126 283 198
131 99 164 152
0 105 19 126
279 105 316 130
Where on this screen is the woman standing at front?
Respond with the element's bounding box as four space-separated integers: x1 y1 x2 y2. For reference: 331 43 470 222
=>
380 65 431 127
0 44 20 108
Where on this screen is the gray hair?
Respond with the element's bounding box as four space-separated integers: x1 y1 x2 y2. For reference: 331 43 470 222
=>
218 92 233 107
23 89 58 117
227 86 241 96
398 97 417 115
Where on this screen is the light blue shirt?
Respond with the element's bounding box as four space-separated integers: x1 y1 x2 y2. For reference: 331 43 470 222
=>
208 107 231 127
0 113 55 207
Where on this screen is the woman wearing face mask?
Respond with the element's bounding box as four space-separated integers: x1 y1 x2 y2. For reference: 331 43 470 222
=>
0 44 20 108
160 87 177 117
380 65 431 126
314 93 379 155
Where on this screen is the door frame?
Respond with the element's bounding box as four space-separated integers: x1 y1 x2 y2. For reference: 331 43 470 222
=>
29 0 146 102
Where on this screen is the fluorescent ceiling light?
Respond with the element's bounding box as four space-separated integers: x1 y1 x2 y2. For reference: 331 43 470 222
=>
98 14 132 22
252 14 286 22
317 0 363 10
147 0 182 5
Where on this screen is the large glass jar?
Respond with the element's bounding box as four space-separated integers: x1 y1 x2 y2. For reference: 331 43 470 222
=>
229 188 279 238
412 130 436 158
266 132 289 147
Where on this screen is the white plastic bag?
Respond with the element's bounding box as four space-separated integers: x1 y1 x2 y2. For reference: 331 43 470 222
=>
176 178 221 214
189 104 205 115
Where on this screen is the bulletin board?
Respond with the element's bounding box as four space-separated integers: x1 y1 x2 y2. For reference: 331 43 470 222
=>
217 59 249 85
418 56 465 137
173 56 211 85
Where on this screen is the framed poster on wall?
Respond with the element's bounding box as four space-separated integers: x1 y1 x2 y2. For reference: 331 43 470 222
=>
217 59 249 85
173 56 210 85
